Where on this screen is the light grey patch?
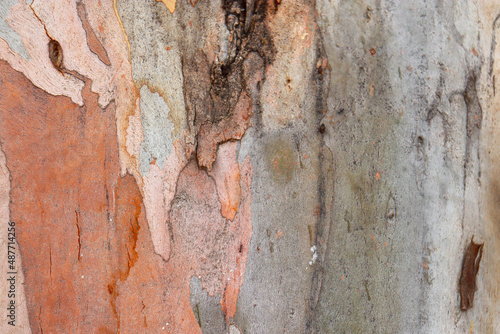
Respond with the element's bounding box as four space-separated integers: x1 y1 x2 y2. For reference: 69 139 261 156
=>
139 85 174 176
228 324 242 334
116 0 198 138
235 139 241 163
189 276 227 334
0 0 30 60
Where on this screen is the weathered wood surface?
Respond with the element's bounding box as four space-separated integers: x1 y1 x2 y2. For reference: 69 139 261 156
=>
0 1 499 333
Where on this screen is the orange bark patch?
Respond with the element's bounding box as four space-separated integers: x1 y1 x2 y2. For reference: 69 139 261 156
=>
157 0 176 13
76 2 111 66
0 61 169 333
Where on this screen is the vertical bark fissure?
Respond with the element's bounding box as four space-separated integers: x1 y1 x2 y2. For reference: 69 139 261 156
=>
305 35 331 333
75 210 82 262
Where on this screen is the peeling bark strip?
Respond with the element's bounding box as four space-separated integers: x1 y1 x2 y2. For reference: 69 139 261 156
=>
182 0 276 170
459 236 484 311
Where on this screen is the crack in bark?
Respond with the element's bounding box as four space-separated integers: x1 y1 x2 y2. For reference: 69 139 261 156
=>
75 210 82 262
305 36 331 334
48 244 52 284
29 5 65 73
464 72 482 140
37 306 43 334
488 13 500 77
461 70 483 231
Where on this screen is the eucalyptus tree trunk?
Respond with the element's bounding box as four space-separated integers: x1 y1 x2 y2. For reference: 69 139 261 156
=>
0 0 499 333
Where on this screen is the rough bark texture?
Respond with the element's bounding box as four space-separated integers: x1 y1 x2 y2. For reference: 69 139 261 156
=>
0 0 499 333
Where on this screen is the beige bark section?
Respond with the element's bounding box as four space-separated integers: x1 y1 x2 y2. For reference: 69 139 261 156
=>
142 138 189 261
30 0 114 107
0 145 31 333
208 141 242 221
260 1 319 129
477 1 500 332
0 1 84 105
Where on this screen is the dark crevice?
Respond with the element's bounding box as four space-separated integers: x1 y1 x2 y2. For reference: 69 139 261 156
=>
305 36 331 334
49 244 52 283
426 70 447 125
195 303 202 328
38 307 43 334
30 4 95 84
488 13 500 77
48 39 64 72
208 0 275 123
461 69 483 231
75 210 82 262
29 5 64 73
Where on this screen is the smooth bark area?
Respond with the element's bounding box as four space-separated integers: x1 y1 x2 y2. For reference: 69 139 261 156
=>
0 1 499 333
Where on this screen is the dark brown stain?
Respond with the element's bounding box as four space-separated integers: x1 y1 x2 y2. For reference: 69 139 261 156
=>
318 123 326 134
273 0 281 10
107 282 120 331
48 39 63 71
459 236 484 311
114 175 142 281
464 72 482 138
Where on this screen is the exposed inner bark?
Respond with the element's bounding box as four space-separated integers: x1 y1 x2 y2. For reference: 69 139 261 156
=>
182 0 276 170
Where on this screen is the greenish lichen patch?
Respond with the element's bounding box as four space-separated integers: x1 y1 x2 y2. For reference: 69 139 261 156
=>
265 137 297 185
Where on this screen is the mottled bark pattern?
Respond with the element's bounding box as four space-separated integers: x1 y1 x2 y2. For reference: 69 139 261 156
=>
0 0 500 333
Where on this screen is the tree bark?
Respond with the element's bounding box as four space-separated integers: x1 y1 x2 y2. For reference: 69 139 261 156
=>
0 0 499 333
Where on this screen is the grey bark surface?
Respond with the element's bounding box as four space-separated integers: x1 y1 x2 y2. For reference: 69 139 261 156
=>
232 1 499 333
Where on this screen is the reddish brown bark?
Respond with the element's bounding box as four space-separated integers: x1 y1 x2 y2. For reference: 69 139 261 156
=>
0 61 169 333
